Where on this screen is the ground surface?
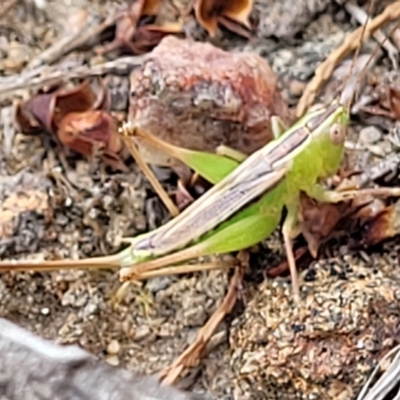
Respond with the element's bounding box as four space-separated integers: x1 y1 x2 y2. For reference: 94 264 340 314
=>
1 1 400 399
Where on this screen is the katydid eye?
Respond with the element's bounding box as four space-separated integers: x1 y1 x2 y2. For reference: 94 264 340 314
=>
330 123 346 145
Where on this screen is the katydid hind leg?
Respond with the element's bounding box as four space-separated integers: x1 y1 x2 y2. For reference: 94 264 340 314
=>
305 184 359 204
119 203 282 282
191 212 281 257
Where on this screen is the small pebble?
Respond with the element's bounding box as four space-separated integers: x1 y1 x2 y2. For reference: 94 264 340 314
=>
146 277 172 293
107 339 121 355
105 355 120 366
289 80 307 97
40 307 50 316
359 126 382 145
133 325 150 341
1 41 29 71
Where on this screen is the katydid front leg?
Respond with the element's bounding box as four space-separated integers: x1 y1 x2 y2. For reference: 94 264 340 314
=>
282 202 302 301
305 184 360 203
306 183 400 204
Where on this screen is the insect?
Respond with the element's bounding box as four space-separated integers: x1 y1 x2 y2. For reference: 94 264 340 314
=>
1 4 400 301
2 2 400 387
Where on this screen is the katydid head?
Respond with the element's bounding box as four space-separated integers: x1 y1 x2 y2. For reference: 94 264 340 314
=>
325 108 348 175
329 121 347 147
306 103 348 180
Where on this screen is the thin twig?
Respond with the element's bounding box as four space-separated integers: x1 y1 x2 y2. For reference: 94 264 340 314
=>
0 0 17 19
27 15 103 69
345 2 399 70
160 253 247 385
0 55 146 99
297 2 400 117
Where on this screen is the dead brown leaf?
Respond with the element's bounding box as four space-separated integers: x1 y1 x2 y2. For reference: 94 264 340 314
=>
141 0 162 16
129 22 184 54
16 80 99 133
299 194 349 258
194 0 253 37
57 110 127 171
269 191 399 278
98 0 181 55
16 80 126 171
389 86 400 119
357 83 400 121
298 191 392 257
362 200 400 245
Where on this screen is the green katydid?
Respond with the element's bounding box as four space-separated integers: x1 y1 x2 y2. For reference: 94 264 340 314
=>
0 96 373 299
118 101 352 296
1 4 400 300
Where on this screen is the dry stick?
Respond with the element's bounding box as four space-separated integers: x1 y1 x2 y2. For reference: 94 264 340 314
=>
337 152 400 191
0 55 147 98
0 0 17 19
160 261 245 386
296 1 400 118
345 2 399 70
27 15 103 70
26 2 125 70
120 126 180 217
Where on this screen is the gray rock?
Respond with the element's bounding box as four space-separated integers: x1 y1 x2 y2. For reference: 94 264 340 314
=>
0 318 211 400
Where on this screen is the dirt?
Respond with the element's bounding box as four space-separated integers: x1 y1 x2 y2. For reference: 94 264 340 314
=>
1 1 400 400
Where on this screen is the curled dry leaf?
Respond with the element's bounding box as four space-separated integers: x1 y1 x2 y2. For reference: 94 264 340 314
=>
99 0 182 55
194 0 254 37
16 80 126 171
297 191 398 263
298 191 395 258
58 110 127 172
362 200 400 246
16 80 98 133
298 194 350 258
130 22 184 54
267 192 394 278
389 86 400 120
361 71 400 120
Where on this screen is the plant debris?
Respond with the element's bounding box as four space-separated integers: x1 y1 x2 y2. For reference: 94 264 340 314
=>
193 0 254 38
98 0 183 55
2 1 400 399
16 80 127 171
